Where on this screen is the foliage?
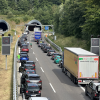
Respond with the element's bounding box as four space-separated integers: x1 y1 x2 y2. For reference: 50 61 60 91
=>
7 11 13 18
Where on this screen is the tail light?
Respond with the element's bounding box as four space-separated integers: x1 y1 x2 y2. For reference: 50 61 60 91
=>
95 93 97 96
53 55 54 57
39 91 41 93
26 80 30 82
27 72 29 73
26 91 28 93
25 68 28 70
39 80 42 83
56 59 57 60
33 69 35 70
32 72 34 73
78 80 82 82
33 64 35 66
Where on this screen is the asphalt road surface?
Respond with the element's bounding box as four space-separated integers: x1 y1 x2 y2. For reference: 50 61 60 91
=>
17 32 90 100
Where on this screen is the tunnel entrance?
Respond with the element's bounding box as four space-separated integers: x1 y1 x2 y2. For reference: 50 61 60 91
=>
26 20 42 31
0 22 8 31
28 22 41 31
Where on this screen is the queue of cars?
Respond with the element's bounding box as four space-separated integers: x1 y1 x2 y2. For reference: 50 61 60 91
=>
18 32 50 100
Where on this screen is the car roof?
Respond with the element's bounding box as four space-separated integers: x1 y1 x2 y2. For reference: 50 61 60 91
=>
29 97 49 100
56 56 61 57
49 50 55 51
27 83 38 86
22 44 28 46
92 80 100 86
27 74 40 77
26 70 35 72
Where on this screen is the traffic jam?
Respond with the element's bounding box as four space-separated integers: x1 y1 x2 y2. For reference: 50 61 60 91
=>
17 31 100 100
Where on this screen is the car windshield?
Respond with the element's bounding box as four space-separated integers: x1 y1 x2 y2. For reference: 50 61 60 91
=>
27 86 39 91
50 50 55 52
29 77 40 80
20 54 28 56
22 46 28 48
26 62 34 64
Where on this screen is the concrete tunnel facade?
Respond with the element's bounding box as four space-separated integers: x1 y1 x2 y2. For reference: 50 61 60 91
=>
0 20 10 31
26 20 42 31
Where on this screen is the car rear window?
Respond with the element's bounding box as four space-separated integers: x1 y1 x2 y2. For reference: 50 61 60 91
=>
26 66 35 69
29 77 40 80
26 62 34 64
22 46 28 48
20 54 28 56
27 86 39 91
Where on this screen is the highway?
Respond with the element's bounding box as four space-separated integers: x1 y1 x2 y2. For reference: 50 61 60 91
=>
17 32 90 100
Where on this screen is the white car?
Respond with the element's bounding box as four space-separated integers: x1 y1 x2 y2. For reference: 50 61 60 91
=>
28 97 50 100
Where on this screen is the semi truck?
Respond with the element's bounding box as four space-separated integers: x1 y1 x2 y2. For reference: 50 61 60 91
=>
62 47 99 84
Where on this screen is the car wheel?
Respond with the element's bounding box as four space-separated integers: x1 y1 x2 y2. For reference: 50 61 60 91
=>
85 87 88 96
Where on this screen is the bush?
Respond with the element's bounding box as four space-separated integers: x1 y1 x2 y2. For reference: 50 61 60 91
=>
23 15 28 22
14 19 20 24
7 11 13 18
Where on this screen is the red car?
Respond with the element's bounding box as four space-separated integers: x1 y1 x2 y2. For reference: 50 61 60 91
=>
21 45 29 52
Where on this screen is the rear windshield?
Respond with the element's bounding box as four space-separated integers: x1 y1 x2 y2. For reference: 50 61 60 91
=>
26 62 34 64
46 47 51 49
22 46 28 48
49 50 55 52
26 66 34 69
20 54 28 56
29 77 40 80
57 57 60 59
27 86 39 91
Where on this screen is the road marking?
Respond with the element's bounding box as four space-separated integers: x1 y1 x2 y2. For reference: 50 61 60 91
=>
33 52 35 54
36 58 38 61
49 83 56 93
40 67 44 72
31 48 32 49
78 85 85 92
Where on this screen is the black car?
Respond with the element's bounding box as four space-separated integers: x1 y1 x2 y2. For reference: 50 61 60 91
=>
37 39 40 44
21 74 42 89
85 80 100 100
43 46 52 53
51 53 62 60
38 43 45 47
22 34 27 40
20 44 28 48
26 61 36 67
19 64 35 73
47 50 55 56
20 83 41 99
41 43 48 50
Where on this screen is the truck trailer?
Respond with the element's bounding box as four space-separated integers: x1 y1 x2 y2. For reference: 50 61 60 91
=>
62 47 99 84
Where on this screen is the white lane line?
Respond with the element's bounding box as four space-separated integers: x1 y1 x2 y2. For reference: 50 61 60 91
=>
33 52 35 54
36 58 38 61
49 83 56 93
40 67 44 72
78 85 85 92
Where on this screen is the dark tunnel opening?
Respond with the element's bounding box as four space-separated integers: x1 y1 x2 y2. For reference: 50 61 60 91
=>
0 22 8 31
28 22 41 31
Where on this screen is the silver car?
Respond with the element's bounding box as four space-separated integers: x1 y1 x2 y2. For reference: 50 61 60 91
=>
28 97 50 100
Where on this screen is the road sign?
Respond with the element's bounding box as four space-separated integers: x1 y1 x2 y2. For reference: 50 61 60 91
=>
45 26 49 30
2 36 10 55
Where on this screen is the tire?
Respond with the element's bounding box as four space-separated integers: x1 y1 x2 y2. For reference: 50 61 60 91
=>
85 87 88 96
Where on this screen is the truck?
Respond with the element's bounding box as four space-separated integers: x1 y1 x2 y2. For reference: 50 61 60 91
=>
34 31 42 42
62 47 99 84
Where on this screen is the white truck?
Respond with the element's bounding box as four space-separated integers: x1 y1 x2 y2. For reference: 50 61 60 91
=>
62 47 99 84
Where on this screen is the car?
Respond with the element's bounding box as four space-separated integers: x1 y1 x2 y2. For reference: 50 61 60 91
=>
26 30 29 34
38 43 45 47
51 53 62 60
28 97 50 100
19 51 27 55
19 64 35 73
22 70 36 75
20 83 41 99
21 44 29 52
47 50 56 56
20 44 28 48
41 43 48 50
22 34 27 40
37 39 40 44
20 54 29 62
54 55 62 64
85 80 100 100
26 61 36 67
43 46 52 53
21 74 42 89
59 58 63 68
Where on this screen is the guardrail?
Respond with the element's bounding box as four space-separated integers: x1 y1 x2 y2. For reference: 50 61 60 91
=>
13 37 19 100
44 36 62 54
